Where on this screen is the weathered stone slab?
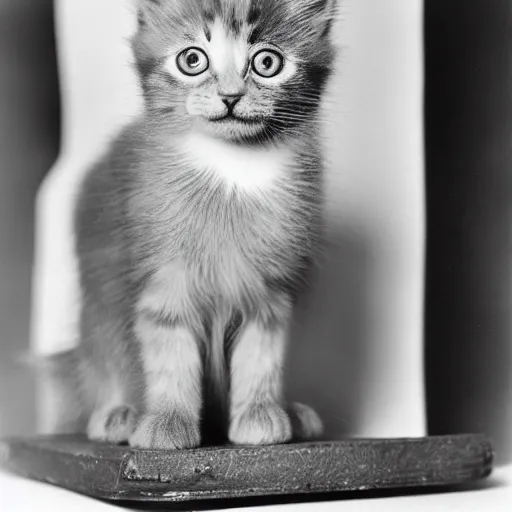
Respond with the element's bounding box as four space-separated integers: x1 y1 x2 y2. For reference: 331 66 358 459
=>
0 434 493 504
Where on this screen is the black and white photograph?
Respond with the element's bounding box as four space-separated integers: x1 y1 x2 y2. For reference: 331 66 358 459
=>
0 1 510 510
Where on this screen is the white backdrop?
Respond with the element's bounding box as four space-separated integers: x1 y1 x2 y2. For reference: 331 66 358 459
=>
32 0 426 438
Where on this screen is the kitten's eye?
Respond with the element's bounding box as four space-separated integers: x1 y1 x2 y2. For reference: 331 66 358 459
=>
177 48 209 76
252 50 284 78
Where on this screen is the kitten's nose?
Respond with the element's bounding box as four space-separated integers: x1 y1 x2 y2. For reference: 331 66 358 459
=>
222 96 242 110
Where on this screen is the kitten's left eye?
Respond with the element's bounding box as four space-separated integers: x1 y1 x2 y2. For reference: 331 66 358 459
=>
177 48 209 76
252 49 284 78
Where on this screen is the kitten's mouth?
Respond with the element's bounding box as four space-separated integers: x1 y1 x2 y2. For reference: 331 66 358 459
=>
208 114 263 125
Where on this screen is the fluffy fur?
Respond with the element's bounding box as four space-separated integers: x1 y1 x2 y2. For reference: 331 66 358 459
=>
42 0 337 448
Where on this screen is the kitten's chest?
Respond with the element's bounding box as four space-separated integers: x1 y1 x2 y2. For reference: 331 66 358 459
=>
192 179 298 273
183 138 306 288
139 133 316 297
196 202 298 302
178 132 303 260
180 132 293 193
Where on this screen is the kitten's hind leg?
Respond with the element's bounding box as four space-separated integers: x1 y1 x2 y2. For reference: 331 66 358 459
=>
81 323 142 444
287 402 324 441
88 403 138 444
85 356 141 444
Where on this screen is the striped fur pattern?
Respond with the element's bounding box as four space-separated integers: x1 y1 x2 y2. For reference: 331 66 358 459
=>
43 0 337 448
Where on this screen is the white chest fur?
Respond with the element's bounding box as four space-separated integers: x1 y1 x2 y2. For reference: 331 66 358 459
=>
179 132 294 194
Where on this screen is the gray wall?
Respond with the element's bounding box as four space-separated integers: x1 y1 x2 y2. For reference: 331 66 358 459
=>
0 0 59 437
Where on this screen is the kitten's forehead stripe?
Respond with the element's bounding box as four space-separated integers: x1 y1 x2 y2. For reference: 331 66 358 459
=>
229 17 243 37
203 9 216 23
227 4 237 31
248 24 263 45
247 5 261 25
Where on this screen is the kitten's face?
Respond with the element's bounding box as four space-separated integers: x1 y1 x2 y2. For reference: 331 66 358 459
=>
133 0 336 143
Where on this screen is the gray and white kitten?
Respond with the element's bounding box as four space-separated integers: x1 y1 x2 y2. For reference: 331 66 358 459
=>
44 0 337 449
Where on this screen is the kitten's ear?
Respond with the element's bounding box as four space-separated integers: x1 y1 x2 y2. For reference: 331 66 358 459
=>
295 0 338 39
135 0 164 28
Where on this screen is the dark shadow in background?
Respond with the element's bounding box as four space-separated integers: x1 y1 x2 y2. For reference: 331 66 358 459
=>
425 1 512 464
0 0 60 435
287 228 373 439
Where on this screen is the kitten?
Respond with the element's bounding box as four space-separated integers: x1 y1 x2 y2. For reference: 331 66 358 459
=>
42 0 337 449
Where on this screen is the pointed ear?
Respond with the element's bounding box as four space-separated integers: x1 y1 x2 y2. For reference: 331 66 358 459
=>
295 0 338 39
135 0 164 28
320 0 338 38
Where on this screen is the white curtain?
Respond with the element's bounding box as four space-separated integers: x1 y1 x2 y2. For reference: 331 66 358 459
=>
32 0 426 438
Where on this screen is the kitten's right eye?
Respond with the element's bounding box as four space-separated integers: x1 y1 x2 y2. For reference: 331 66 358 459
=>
252 49 284 78
176 48 209 76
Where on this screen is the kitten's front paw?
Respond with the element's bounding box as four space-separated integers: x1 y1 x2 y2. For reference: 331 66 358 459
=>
229 402 292 446
129 411 200 450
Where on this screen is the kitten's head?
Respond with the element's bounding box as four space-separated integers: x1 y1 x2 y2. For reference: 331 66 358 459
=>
132 0 337 143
